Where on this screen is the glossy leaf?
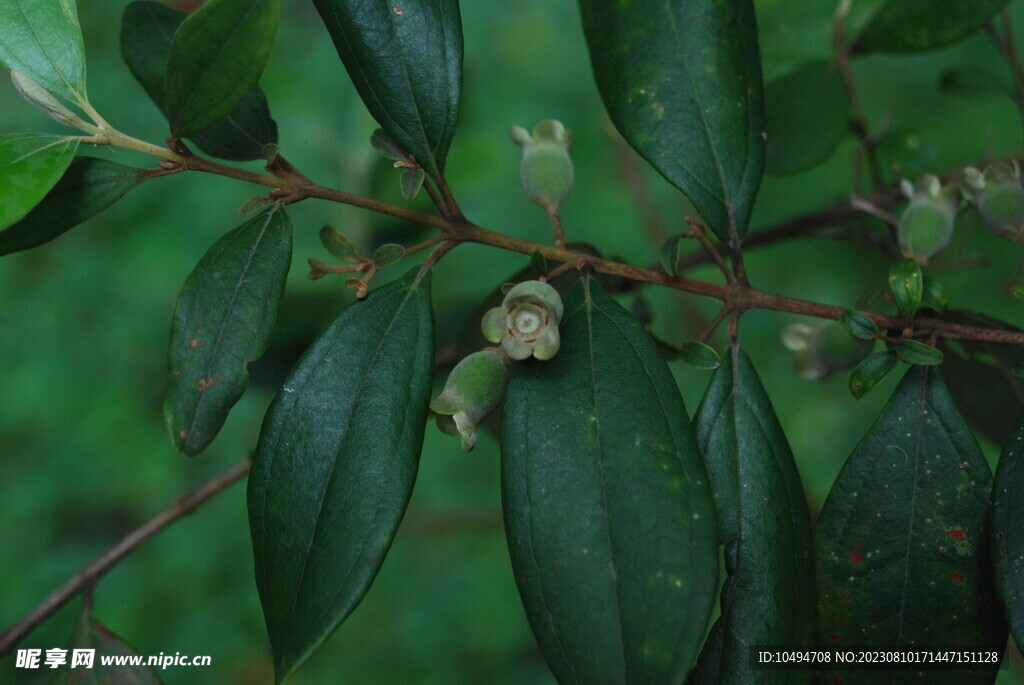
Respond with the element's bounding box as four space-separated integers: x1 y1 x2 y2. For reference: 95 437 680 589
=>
817 367 1006 668
849 351 898 399
248 268 434 681
121 1 279 161
765 60 850 175
680 341 721 370
840 310 879 340
501 277 717 684
0 133 79 232
165 0 279 138
578 0 764 242
0 156 152 256
313 0 463 181
165 206 292 456
0 0 87 104
853 0 1010 55
939 66 1011 99
888 258 923 319
55 608 160 685
898 339 944 366
993 415 1024 649
691 347 815 684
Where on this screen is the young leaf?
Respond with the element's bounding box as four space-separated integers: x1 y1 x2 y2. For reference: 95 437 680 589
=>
165 0 279 138
840 310 879 340
660 233 685 276
372 242 405 268
577 0 764 242
853 0 1010 55
0 157 153 256
313 0 463 181
680 341 721 370
248 268 434 682
888 258 923 319
849 351 898 399
939 66 1011 99
165 206 292 456
400 168 426 200
54 607 160 685
11 70 89 129
0 0 87 104
690 347 815 684
922 275 949 311
765 60 850 176
370 128 407 161
817 367 1006 665
898 339 944 366
501 277 718 684
319 225 357 261
0 133 79 232
121 1 278 161
993 415 1024 651
529 250 548 276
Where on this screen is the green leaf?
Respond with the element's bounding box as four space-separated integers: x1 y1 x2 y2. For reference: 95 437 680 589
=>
849 351 898 399
501 277 717 684
165 206 292 456
372 242 405 268
248 268 434 682
400 168 425 200
817 367 1006 666
319 225 357 261
121 1 279 161
11 69 89 129
888 258 923 319
1011 284 1024 300
690 347 815 684
54 607 160 685
992 414 1024 651
922 275 949 311
313 0 463 181
680 341 721 370
529 250 548 276
0 0 87 104
370 128 407 161
0 133 79 232
840 309 879 340
939 66 1011 98
898 339 944 366
853 0 1010 54
578 0 764 242
660 233 685 276
165 0 279 138
0 156 152 256
765 60 850 175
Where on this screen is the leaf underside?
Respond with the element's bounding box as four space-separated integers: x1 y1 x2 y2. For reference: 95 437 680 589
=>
0 0 87 104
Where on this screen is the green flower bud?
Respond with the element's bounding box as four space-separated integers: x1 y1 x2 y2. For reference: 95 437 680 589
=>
510 119 574 210
782 321 874 381
961 162 1024 242
430 348 512 451
481 280 564 361
897 174 958 263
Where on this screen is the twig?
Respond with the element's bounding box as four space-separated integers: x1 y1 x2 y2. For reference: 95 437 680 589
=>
834 0 883 189
698 305 732 343
685 217 734 283
547 207 567 249
0 459 251 657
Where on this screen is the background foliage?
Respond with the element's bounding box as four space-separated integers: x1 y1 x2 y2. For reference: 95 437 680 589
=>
1 0 1023 682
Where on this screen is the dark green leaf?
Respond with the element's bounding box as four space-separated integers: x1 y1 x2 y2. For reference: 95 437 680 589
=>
370 128 407 161
529 250 548 276
992 415 1024 651
121 1 279 161
501 277 717 684
888 258 923 319
313 0 463 181
853 0 1010 54
1011 284 1024 300
922 275 949 311
660 233 685 276
0 156 151 256
0 0 87 104
400 168 425 200
765 60 850 175
319 225 357 261
680 341 721 370
817 367 1006 672
0 133 78 231
840 309 879 340
248 268 434 681
849 351 898 399
691 347 815 684
165 207 292 456
54 606 160 685
898 339 944 366
578 0 764 242
939 66 1011 98
165 0 279 138
372 242 405 268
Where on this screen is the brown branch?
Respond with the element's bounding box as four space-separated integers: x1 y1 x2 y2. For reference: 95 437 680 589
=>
0 459 251 658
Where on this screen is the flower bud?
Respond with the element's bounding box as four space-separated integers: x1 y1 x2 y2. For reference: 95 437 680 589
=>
510 119 574 210
897 174 958 263
782 322 874 381
961 162 1024 242
481 280 564 361
430 348 511 451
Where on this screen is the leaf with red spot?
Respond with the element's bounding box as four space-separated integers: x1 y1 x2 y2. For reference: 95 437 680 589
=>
992 414 1024 651
817 366 1005 681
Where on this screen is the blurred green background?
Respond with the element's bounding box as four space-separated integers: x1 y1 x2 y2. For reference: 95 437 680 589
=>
2 0 1024 682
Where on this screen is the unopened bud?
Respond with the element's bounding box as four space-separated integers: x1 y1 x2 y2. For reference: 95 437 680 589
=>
961 162 1024 242
510 119 574 211
782 322 874 381
431 348 511 451
897 174 958 263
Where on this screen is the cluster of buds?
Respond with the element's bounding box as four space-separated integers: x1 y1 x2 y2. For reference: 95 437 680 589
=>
782 322 874 381
430 280 564 451
897 174 959 263
961 161 1024 243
